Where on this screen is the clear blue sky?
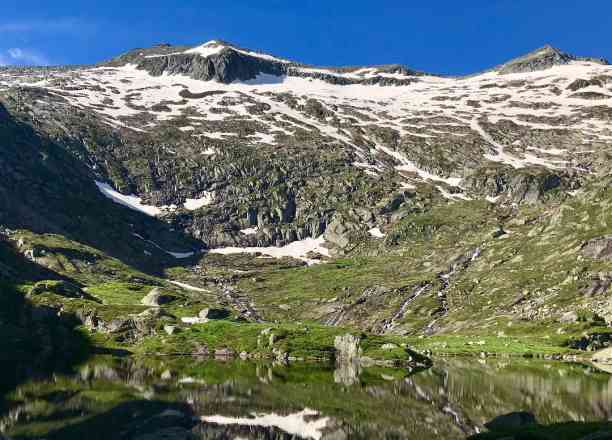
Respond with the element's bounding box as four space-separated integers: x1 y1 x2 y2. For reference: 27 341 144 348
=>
1 0 610 75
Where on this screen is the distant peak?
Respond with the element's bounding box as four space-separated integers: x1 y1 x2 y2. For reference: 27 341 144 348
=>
495 45 608 74
182 40 292 64
538 44 562 53
525 45 569 58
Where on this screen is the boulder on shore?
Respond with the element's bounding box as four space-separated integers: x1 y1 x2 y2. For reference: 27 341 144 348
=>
334 334 362 362
485 411 537 431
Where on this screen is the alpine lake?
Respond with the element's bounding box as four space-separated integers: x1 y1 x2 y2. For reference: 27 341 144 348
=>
2 354 612 440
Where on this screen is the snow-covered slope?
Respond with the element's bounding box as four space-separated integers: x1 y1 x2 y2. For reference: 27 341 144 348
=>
2 52 610 172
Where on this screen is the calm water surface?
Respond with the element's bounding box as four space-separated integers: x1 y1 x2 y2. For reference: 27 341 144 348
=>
1 356 611 439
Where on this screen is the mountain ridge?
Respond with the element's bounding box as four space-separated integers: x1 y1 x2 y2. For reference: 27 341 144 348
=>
2 41 608 80
104 40 610 79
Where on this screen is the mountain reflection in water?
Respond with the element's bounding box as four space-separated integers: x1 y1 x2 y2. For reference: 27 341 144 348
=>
1 356 612 439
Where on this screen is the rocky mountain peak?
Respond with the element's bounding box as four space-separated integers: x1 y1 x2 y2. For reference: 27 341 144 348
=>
133 41 290 84
495 44 609 74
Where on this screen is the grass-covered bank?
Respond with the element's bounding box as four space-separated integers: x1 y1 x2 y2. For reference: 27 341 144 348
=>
406 335 581 358
17 275 612 363
403 319 612 359
89 318 610 363
132 320 430 365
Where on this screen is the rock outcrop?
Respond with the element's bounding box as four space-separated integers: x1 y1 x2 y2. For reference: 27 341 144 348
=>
582 236 612 260
334 334 362 362
137 47 286 84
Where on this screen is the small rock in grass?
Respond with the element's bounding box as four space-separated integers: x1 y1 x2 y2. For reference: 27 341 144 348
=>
164 325 178 335
193 344 209 356
492 226 506 238
215 348 235 358
559 310 579 323
582 236 612 260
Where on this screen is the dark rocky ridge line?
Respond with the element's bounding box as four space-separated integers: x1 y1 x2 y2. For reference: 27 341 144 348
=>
0 42 608 86
132 45 424 86
103 41 610 84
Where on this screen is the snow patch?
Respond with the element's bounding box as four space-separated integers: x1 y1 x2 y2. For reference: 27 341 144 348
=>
469 119 527 169
197 132 234 140
184 192 214 210
95 181 161 216
184 40 226 58
368 227 385 238
181 317 208 325
376 146 462 187
436 186 472 201
132 233 195 259
201 409 329 440
169 281 209 293
167 251 195 259
209 236 329 265
249 132 276 144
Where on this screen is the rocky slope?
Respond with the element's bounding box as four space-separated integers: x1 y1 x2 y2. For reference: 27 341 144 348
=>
1 40 612 352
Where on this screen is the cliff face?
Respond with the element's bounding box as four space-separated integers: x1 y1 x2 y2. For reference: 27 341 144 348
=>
136 48 287 83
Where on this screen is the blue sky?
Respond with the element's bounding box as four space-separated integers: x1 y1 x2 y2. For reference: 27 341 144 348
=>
1 1 611 75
